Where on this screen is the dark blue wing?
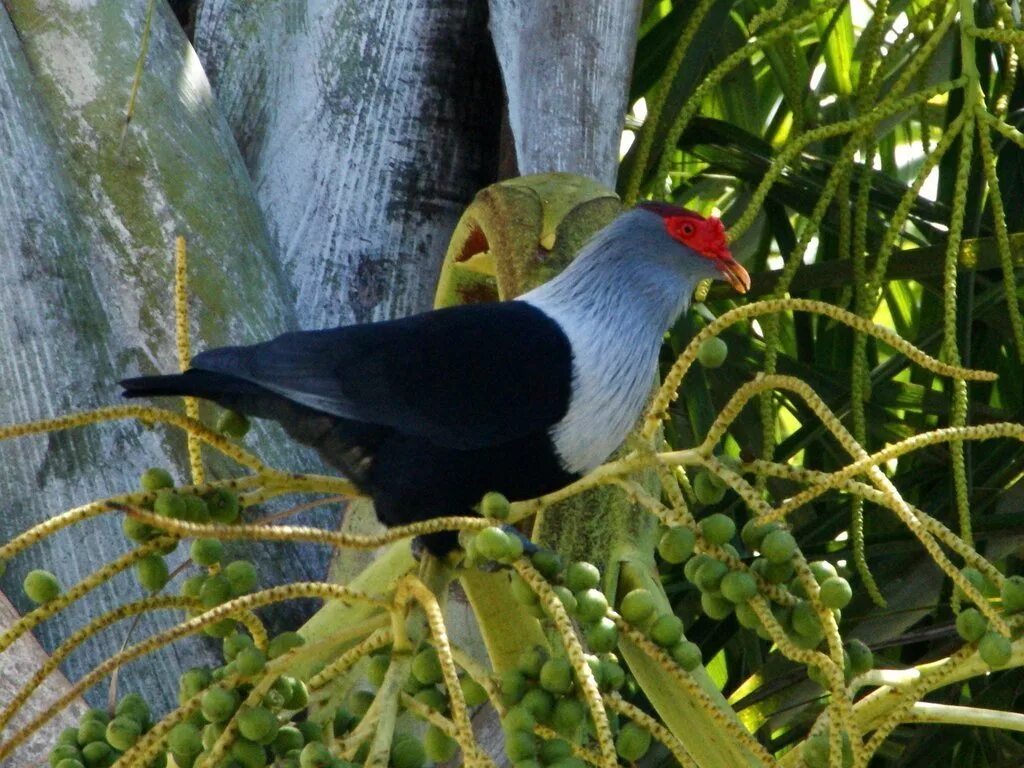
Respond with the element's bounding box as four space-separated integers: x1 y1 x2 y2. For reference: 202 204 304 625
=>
189 301 573 450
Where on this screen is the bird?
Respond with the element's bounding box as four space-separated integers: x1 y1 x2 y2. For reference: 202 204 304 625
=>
120 202 750 553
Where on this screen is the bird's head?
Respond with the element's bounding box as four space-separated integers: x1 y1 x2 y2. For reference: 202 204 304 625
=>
630 202 750 294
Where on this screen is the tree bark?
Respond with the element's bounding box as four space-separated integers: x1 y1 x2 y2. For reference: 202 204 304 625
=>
195 0 502 327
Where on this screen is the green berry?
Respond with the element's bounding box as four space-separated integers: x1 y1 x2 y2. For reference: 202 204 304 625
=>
480 491 511 520
517 645 548 678
424 724 458 762
695 558 729 592
122 516 158 543
699 513 735 544
115 692 150 725
650 614 684 647
206 488 241 523
104 716 141 751
300 718 325 743
476 526 513 561
694 471 727 505
616 721 652 761
520 688 555 722
539 657 574 695
365 653 390 687
502 669 529 705
200 573 232 607
979 631 1013 668
76 716 107 745
741 519 777 550
54 760 85 768
585 617 619 653
461 676 488 707
223 631 254 661
191 538 224 567
347 689 375 717
272 725 304 756
224 559 258 595
201 686 240 722
80 741 112 768
1001 575 1024 613
720 571 757 603
167 722 202 756
267 631 305 659
56 727 79 746
574 588 609 623
231 738 268 768
140 467 174 491
181 495 210 523
701 591 734 620
809 560 838 583
790 602 824 643
23 569 61 604
238 706 279 744
178 667 212 703
135 555 169 592
551 697 586 737
564 561 600 592
845 639 873 677
734 601 761 630
658 526 696 564
697 336 728 368
202 722 224 750
299 741 332 768
217 409 251 439
50 745 82 768
819 577 852 610
154 489 186 518
761 530 797 564
391 735 427 768
955 608 988 642
671 640 702 670
530 549 563 580
412 646 444 685
619 589 657 624
204 617 236 638
414 686 447 712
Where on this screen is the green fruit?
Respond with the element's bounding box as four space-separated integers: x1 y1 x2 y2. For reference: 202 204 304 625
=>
76 719 107 746
391 735 427 768
741 519 777 550
955 608 988 642
553 585 577 613
412 646 444 685
414 686 447 712
819 577 852 609
204 618 236 638
480 491 511 520
585 617 619 653
299 719 325 743
217 409 251 439
619 589 657 624
238 706 279 744
476 526 513 561
720 571 758 603
503 705 536 734
167 722 202 756
365 653 390 687
539 738 573 763
347 689 375 717
272 725 304 756
115 692 150 724
140 467 174 492
790 601 824 643
154 489 186 518
461 676 488 707
979 631 1013 668
222 631 254 661
1001 575 1024 613
50 745 82 767
224 559 259 595
658 526 696 564
122 516 158 543
809 560 838 583
200 573 232 607
135 555 169 592
24 569 61 604
699 513 735 544
178 667 212 703
517 645 548 678
202 722 224 750
504 730 537 761
53 760 85 768
650 614 684 647
697 336 728 368
191 538 224 567
79 741 111 768
734 601 761 630
701 591 734 620
539 657 574 695
671 640 702 670
564 561 600 592
299 741 331 768
959 567 995 598
230 738 267 768
502 669 529 705
574 588 609 623
57 727 80 746
104 716 141 751
616 721 652 761
684 554 710 584
551 697 586 737
520 688 555 722
845 639 873 677
180 495 210 523
206 488 241 523
761 530 798 564
531 549 563 580
425 724 458 761
201 686 240 722
694 472 727 505
695 559 729 592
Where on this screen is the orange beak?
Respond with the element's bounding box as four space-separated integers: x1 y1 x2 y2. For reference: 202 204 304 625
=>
717 255 751 294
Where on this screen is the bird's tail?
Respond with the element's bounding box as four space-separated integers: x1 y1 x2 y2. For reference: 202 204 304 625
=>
120 370 268 401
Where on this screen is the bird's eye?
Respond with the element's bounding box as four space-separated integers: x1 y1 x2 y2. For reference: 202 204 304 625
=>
681 223 695 236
